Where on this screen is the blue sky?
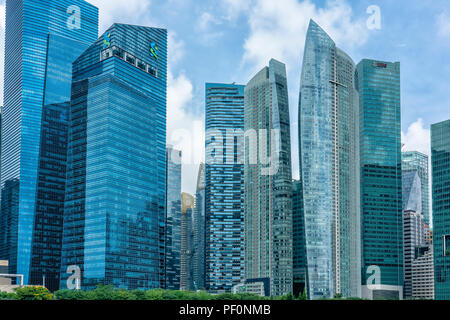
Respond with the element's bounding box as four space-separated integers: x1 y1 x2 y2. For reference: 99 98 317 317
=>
0 0 449 194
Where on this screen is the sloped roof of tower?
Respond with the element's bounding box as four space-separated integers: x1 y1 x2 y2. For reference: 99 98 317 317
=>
306 19 335 45
196 163 205 191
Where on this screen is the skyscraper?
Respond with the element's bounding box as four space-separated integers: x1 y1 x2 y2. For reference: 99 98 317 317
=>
298 20 360 299
165 147 182 290
431 119 450 300
205 83 245 293
244 59 293 297
357 59 403 299
292 180 307 297
60 23 167 290
0 0 98 289
402 151 430 224
192 163 206 291
403 210 425 298
180 193 194 291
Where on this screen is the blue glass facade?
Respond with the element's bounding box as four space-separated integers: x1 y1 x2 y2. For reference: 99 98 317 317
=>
165 146 182 290
193 163 206 290
402 151 430 225
298 20 360 299
431 119 450 300
357 59 403 293
205 83 245 293
60 24 167 290
1 0 98 287
292 180 307 297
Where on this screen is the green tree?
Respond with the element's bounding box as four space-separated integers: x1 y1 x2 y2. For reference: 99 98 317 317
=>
14 286 53 300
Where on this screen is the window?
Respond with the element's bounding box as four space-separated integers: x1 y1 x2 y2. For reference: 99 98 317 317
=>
125 54 136 65
444 235 450 256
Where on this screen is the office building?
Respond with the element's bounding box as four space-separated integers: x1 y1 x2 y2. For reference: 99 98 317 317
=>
205 83 245 293
292 180 307 297
412 246 434 300
431 119 450 300
0 0 98 290
60 24 167 290
402 151 430 224
357 58 403 299
165 147 182 290
180 193 194 291
298 20 360 299
244 59 293 297
403 210 425 298
192 163 206 291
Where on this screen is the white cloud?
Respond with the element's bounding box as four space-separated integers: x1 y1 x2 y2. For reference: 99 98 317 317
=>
437 12 450 37
198 12 215 31
242 0 369 72
402 118 431 156
167 33 204 194
167 71 204 194
222 0 251 20
87 0 153 33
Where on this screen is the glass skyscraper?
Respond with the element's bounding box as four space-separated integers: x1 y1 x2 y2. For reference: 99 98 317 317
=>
244 59 293 297
193 163 206 291
357 59 403 299
431 119 450 300
180 192 194 291
205 83 245 293
60 23 167 290
292 180 307 297
165 146 182 290
402 151 430 225
298 20 361 299
0 0 98 290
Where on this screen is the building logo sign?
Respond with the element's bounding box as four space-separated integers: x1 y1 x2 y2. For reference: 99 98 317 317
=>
150 42 159 60
103 33 111 49
372 61 387 68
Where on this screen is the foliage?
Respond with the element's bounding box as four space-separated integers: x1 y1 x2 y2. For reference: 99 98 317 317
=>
54 285 273 301
13 286 54 300
1 285 368 301
0 291 17 300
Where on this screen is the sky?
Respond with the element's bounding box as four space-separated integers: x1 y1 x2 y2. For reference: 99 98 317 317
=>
0 0 449 195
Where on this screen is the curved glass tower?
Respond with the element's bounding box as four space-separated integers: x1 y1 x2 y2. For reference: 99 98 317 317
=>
298 20 360 299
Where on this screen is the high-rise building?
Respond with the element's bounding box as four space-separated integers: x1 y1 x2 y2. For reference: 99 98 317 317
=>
402 171 423 213
431 119 450 300
192 163 206 291
244 59 293 297
298 20 360 299
403 210 425 298
0 0 98 290
60 23 167 290
180 193 194 291
292 180 307 297
205 83 245 293
357 58 403 299
402 151 430 224
165 147 182 290
412 245 434 300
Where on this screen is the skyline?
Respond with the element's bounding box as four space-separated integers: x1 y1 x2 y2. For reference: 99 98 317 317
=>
0 0 449 195
0 0 444 301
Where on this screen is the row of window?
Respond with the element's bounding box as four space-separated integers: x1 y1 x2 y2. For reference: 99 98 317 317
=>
100 45 158 78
